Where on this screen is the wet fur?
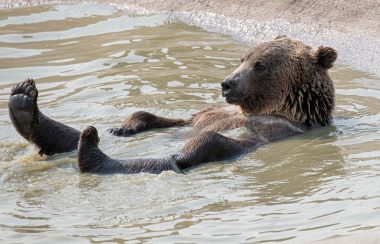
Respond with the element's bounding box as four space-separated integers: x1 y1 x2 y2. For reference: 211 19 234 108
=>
225 37 335 128
9 37 337 174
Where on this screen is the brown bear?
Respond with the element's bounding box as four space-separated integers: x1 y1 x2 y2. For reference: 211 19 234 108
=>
8 37 337 174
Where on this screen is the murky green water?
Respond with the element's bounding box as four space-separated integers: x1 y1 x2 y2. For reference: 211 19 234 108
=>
0 4 380 243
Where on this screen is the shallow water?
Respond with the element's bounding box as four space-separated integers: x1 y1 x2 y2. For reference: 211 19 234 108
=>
0 4 380 243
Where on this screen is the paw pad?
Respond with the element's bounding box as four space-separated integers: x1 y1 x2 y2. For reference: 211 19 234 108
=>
11 79 38 99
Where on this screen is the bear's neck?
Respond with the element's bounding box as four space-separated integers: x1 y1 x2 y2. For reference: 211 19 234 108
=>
280 80 335 128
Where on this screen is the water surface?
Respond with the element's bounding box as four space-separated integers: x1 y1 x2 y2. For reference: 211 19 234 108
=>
0 4 380 243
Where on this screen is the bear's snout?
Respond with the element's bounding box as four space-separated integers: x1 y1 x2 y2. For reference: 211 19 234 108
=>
221 78 237 97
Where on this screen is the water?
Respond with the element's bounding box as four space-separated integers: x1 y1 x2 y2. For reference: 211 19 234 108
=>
0 3 380 243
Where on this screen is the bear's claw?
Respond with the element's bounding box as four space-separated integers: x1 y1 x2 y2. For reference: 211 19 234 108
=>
81 126 100 145
8 79 40 141
10 79 38 106
107 127 136 137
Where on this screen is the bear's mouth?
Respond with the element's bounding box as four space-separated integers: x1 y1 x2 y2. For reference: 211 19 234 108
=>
225 96 241 104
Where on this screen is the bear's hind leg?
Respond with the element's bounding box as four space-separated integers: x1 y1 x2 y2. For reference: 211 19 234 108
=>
8 79 80 156
78 126 177 174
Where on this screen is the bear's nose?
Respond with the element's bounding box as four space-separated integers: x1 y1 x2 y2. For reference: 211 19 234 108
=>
221 79 234 96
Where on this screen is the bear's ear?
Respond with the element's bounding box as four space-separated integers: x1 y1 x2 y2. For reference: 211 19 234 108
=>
315 46 337 69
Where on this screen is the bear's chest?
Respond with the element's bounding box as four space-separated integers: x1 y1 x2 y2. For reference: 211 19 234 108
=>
191 105 246 133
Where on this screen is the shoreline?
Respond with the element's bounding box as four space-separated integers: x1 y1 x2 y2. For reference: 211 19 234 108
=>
1 0 379 75
110 0 380 39
112 0 380 76
2 0 379 37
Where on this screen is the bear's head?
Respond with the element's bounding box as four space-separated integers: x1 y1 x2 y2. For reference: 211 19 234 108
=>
221 37 337 128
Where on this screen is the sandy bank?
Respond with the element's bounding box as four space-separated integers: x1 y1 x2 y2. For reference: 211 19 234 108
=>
3 0 379 37
2 0 378 75
110 0 380 75
111 0 380 38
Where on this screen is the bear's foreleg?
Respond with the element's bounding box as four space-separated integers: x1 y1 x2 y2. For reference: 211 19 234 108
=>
108 111 191 137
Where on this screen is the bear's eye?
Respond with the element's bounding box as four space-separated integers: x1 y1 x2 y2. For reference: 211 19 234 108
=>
254 61 266 71
240 57 245 63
